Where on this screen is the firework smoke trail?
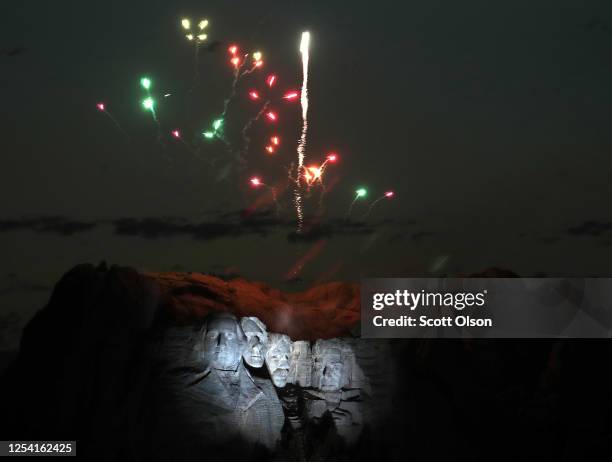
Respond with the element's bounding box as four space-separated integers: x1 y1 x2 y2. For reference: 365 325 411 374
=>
362 191 394 219
241 101 270 154
220 56 249 119
362 197 384 219
96 103 130 140
346 188 367 218
250 177 281 216
294 31 310 232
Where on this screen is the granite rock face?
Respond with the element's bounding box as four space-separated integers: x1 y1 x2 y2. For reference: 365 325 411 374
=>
2 264 602 462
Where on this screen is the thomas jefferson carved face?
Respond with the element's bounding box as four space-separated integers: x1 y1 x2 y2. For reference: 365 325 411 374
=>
203 314 246 371
240 317 268 368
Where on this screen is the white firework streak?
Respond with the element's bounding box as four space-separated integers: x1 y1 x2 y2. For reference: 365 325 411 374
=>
294 31 310 232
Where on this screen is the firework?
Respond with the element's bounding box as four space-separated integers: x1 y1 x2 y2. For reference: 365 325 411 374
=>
362 190 394 219
95 102 129 139
294 31 310 231
266 75 277 88
170 129 195 153
346 187 367 218
140 77 152 91
249 176 280 214
282 91 299 101
181 18 209 90
240 101 271 155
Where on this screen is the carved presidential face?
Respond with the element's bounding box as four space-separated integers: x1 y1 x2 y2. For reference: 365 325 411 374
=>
265 334 291 388
240 317 267 368
204 315 245 370
289 340 312 387
313 346 344 392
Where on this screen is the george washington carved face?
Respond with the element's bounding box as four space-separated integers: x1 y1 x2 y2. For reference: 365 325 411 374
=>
203 313 246 371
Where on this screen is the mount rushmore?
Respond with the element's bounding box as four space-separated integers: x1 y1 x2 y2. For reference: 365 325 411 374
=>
145 311 393 460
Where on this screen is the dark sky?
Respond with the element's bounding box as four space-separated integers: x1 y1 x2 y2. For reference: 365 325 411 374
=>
2 0 612 349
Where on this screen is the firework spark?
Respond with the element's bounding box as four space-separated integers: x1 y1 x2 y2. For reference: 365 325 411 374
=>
249 176 280 214
96 102 129 140
294 31 310 231
362 191 394 219
346 187 367 218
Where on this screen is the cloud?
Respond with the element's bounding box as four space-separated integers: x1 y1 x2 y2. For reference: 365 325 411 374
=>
112 210 277 241
0 211 411 244
567 221 612 237
0 216 97 236
286 219 375 242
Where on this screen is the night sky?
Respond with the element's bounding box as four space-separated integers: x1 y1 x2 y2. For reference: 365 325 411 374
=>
2 0 612 350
